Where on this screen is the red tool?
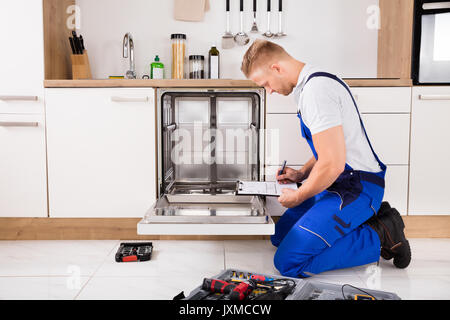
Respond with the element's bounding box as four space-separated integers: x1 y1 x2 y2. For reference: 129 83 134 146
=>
202 278 236 294
250 274 274 282
229 282 253 301
202 278 254 301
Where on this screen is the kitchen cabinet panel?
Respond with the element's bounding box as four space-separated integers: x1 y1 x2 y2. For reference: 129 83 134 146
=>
265 114 312 166
45 88 157 218
266 93 298 114
0 96 44 115
0 1 44 97
409 87 450 215
0 114 47 217
383 165 409 216
351 87 412 113
361 114 410 165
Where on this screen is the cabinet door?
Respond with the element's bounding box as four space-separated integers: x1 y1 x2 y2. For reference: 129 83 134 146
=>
265 114 312 166
0 114 47 217
266 93 298 114
0 1 44 97
350 87 412 113
361 114 410 165
384 165 409 216
409 87 450 215
45 88 157 218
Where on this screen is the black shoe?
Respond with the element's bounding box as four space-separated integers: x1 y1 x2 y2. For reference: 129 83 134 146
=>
366 207 411 269
377 202 394 260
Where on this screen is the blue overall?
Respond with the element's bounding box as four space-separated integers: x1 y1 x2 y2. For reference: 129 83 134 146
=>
271 72 387 278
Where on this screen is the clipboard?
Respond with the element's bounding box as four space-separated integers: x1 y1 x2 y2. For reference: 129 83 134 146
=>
236 181 301 197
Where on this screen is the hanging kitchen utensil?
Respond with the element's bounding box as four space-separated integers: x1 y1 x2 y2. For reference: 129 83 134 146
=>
250 0 259 33
234 0 250 46
275 0 287 37
263 0 274 38
222 0 235 49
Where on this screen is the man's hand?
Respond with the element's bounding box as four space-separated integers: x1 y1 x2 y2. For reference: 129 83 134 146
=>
278 188 303 208
276 167 305 184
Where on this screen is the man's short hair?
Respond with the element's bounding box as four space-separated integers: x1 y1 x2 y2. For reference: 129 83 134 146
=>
241 40 290 78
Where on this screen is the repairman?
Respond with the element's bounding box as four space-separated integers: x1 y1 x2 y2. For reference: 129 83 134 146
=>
241 40 411 278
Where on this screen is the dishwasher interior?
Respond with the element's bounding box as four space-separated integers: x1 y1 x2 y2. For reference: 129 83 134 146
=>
138 88 274 235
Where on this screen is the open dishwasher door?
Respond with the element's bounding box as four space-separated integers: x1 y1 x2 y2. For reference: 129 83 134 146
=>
137 88 275 235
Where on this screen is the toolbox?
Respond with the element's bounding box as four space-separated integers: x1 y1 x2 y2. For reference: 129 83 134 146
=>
180 269 401 300
115 242 153 262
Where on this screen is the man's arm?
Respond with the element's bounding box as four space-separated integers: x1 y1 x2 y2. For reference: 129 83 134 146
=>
278 125 346 208
298 156 316 181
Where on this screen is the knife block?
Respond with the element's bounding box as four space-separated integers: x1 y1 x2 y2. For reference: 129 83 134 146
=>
71 51 92 80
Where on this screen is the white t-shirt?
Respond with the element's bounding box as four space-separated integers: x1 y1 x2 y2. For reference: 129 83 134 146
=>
293 64 382 173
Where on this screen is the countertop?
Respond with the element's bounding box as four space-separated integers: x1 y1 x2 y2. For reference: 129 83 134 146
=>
43 78 413 88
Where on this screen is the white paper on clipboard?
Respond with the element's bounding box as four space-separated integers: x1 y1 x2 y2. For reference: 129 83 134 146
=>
237 181 300 197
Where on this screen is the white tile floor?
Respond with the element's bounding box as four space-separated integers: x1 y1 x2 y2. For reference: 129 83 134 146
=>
0 239 449 300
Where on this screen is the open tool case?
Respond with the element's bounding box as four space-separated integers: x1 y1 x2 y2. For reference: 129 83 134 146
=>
115 242 153 262
181 269 401 300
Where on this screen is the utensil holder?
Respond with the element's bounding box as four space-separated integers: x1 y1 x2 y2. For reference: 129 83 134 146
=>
71 51 92 80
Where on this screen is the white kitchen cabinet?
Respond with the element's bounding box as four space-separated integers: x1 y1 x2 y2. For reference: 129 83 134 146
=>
351 87 412 113
265 112 410 167
0 114 47 217
265 114 312 166
45 88 157 218
409 87 450 215
0 0 44 99
384 165 409 216
266 93 298 114
361 114 410 165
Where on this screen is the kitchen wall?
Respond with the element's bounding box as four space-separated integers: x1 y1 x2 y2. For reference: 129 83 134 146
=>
76 0 379 80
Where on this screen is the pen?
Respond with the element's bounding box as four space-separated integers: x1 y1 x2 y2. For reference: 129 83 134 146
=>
278 160 287 176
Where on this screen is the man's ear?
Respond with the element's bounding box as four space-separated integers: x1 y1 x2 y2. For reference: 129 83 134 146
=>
270 63 282 74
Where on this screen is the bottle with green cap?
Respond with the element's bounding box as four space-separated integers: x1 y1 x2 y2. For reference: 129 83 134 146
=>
150 55 164 79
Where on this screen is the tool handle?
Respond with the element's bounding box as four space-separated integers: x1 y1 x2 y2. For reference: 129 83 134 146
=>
279 0 282 12
202 278 236 294
69 37 76 54
251 275 274 282
267 0 271 12
226 0 230 12
229 282 253 301
253 0 257 12
240 0 243 12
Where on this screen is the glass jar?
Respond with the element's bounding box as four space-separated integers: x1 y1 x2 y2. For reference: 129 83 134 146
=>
171 34 186 79
189 55 205 79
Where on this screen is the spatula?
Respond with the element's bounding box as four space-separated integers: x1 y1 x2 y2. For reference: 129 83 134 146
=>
222 0 234 49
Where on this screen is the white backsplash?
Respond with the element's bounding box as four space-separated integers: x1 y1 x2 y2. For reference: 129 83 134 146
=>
75 0 379 80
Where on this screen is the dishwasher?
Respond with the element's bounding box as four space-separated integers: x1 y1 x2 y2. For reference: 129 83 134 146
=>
137 87 274 235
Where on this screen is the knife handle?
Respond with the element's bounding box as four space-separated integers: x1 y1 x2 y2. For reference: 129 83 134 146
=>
69 37 76 54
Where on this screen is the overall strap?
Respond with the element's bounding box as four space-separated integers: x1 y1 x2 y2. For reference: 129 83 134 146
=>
304 72 387 172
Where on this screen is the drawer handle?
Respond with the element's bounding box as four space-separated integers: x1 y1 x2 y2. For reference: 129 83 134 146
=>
0 95 38 101
111 96 148 103
0 121 39 127
419 95 450 101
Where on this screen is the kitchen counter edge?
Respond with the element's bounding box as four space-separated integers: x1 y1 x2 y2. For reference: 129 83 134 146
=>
43 78 413 88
